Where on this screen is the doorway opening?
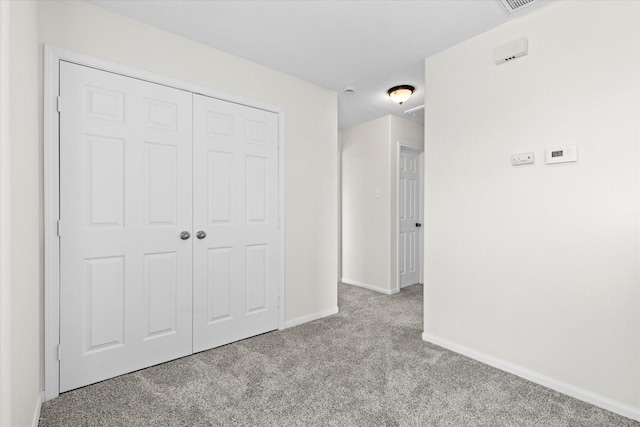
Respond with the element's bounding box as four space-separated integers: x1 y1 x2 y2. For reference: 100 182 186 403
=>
397 145 424 289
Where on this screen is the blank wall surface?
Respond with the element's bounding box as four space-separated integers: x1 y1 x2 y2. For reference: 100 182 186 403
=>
424 0 639 413
341 116 391 291
2 2 42 426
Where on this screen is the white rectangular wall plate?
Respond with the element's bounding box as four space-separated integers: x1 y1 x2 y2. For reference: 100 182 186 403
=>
494 37 528 64
545 145 577 164
511 152 534 166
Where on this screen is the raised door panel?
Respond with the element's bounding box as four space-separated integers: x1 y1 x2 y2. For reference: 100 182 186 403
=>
144 143 178 226
143 252 179 340
84 256 125 354
246 156 268 223
245 244 268 314
87 136 125 226
207 247 233 322
207 151 233 224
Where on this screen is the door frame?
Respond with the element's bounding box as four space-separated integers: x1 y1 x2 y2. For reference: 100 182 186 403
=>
396 144 424 290
44 45 286 401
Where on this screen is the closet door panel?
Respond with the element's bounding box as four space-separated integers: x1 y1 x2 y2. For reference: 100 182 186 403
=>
59 62 193 392
192 95 279 352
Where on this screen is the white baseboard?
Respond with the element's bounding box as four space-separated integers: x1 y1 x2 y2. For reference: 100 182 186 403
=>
32 391 44 427
284 307 339 329
341 278 399 295
422 333 640 422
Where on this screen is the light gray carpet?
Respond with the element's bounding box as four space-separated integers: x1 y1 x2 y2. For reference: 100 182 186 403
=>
40 283 638 426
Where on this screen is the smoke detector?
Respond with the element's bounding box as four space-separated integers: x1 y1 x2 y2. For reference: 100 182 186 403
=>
343 86 356 95
404 105 425 117
498 0 538 14
494 37 528 64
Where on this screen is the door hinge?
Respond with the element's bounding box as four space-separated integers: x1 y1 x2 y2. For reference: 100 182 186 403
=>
57 220 62 237
57 96 62 113
57 344 62 361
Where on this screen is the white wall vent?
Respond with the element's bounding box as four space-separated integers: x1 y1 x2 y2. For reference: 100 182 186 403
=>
498 0 538 14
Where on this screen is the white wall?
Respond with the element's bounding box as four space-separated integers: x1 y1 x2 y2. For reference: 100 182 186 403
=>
341 115 423 293
423 0 639 418
342 116 390 291
0 4 11 424
0 2 43 427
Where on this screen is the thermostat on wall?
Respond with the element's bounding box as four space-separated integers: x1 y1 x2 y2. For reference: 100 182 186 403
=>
545 145 577 164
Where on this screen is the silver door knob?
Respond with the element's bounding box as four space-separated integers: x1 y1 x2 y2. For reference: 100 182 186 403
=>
196 230 207 239
179 231 190 240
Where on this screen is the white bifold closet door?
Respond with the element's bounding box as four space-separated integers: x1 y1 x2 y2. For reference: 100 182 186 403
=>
59 62 279 393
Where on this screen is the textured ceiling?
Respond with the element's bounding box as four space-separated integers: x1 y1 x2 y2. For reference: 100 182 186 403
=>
87 0 552 128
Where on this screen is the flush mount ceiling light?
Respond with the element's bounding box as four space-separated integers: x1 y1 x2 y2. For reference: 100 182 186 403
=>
387 85 415 105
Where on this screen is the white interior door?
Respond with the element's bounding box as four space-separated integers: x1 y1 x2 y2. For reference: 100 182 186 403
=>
59 62 193 392
399 147 422 288
192 95 279 352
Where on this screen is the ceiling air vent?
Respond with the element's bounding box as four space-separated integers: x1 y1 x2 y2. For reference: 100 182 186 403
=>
498 0 538 14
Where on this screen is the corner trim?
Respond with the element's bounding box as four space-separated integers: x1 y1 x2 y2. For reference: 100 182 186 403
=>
284 307 339 329
32 391 44 427
341 278 399 295
422 332 640 422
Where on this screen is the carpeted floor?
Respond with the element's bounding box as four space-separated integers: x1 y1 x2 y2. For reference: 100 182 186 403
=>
39 283 638 426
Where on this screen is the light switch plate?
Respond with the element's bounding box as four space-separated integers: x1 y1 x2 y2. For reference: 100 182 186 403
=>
511 152 534 166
